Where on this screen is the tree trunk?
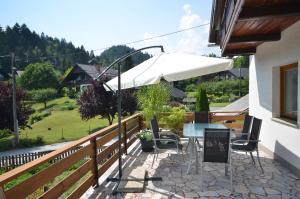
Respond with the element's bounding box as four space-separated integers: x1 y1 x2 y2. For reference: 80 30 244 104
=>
107 115 113 125
44 102 47 109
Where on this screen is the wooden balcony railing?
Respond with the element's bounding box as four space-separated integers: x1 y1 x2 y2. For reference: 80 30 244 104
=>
184 111 246 129
0 113 143 199
0 111 246 198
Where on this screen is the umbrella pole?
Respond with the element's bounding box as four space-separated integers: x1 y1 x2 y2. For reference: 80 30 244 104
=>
117 63 122 179
102 46 165 195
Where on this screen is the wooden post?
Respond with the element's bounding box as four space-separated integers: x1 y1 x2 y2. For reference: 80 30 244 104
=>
123 122 127 155
0 187 6 199
138 115 144 130
91 138 99 187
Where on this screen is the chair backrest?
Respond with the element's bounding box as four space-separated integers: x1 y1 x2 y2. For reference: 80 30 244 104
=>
203 128 231 163
195 111 209 123
248 117 262 150
241 114 253 139
150 117 160 139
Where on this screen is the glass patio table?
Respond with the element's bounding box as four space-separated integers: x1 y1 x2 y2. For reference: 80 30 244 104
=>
183 123 233 174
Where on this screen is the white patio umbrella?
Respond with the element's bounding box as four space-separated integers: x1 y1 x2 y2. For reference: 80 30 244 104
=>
105 52 233 91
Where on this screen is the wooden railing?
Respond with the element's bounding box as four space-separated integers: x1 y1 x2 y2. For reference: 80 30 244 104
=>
0 113 143 199
184 111 247 129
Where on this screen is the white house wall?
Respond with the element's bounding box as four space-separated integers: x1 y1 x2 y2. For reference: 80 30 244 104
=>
249 21 300 172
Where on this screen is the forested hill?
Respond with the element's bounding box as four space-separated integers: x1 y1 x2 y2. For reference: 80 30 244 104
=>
0 23 151 78
97 45 151 71
0 23 92 78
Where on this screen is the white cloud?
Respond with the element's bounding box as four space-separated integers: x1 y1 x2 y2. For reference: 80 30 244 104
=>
137 4 220 56
176 4 217 55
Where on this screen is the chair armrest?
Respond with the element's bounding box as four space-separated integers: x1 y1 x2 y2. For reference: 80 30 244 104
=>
152 138 178 143
231 139 261 144
160 131 179 138
234 133 249 136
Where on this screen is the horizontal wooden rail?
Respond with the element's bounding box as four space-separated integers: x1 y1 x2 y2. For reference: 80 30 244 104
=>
0 113 143 199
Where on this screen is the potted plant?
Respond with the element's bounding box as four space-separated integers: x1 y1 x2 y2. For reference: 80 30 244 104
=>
136 130 154 152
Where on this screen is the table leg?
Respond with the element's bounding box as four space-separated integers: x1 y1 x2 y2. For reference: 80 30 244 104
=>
195 140 198 174
186 138 195 174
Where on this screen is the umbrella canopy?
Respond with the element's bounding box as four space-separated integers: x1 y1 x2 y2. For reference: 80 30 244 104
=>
105 52 233 90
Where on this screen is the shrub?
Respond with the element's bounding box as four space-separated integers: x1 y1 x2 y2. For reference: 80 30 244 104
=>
67 88 78 99
30 111 52 124
136 83 171 121
0 129 11 139
163 107 186 133
28 88 57 109
196 85 209 112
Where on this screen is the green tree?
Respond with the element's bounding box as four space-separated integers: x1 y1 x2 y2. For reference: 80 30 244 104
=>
136 84 171 121
233 56 249 68
122 50 134 72
29 88 57 108
196 85 209 112
19 62 60 90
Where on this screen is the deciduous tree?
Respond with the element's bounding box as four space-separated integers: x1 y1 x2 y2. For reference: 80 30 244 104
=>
0 83 33 130
77 80 137 125
28 88 57 109
18 62 60 90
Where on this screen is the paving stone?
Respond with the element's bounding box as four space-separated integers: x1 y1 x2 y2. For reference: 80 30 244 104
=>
198 191 219 197
234 185 249 194
249 186 266 196
264 187 281 195
83 141 300 199
216 189 231 196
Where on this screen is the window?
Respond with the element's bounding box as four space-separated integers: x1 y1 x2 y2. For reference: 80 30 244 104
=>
280 63 298 121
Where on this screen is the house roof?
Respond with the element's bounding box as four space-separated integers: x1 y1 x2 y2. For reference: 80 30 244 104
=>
209 0 300 56
170 87 186 99
76 64 118 79
228 68 249 79
63 64 118 83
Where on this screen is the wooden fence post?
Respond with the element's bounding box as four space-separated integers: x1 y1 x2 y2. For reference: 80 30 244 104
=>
123 122 127 155
138 115 144 130
91 138 99 187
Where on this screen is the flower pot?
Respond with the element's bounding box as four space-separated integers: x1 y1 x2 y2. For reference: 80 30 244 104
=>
140 139 154 152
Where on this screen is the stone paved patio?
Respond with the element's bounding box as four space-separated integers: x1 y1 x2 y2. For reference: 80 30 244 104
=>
84 140 300 199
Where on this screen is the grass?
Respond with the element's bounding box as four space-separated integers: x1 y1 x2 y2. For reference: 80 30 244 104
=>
209 102 230 107
20 109 108 144
0 97 109 151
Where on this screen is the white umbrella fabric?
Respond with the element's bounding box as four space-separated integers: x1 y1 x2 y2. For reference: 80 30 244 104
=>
105 52 233 91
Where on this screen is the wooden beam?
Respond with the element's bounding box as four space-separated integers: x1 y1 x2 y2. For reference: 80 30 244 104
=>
223 48 256 56
229 32 281 44
239 4 300 21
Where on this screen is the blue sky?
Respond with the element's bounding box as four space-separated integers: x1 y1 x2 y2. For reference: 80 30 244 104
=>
0 0 220 55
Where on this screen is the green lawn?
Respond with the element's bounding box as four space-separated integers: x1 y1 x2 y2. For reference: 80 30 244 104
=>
0 97 109 151
209 102 230 107
20 109 108 144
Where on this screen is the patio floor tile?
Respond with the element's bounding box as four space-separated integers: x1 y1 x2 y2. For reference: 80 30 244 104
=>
83 140 300 199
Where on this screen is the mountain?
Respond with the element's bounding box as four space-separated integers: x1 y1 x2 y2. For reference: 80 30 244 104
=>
0 23 92 78
97 45 151 71
0 23 151 79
